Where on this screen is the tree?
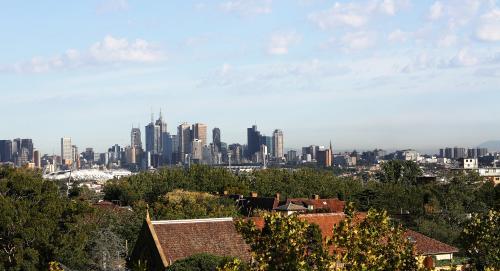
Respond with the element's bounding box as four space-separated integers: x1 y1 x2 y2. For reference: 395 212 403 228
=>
379 160 422 185
235 212 331 271
0 166 94 270
328 204 421 271
151 189 239 220
166 253 237 271
461 210 500 270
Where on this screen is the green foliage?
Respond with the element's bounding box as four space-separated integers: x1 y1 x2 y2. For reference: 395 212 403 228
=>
235 212 331 271
378 160 423 185
329 204 420 271
0 166 95 270
461 210 500 270
151 189 240 220
166 253 237 271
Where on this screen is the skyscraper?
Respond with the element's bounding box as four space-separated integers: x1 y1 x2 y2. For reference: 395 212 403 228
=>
247 125 261 159
0 140 12 162
192 123 208 146
131 127 142 149
191 139 203 161
145 116 161 154
261 135 273 157
177 122 191 162
272 129 284 159
156 110 168 153
33 149 41 168
61 137 72 164
21 139 33 161
162 132 173 164
212 127 221 151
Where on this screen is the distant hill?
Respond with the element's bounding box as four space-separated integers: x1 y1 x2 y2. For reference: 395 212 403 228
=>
478 140 500 152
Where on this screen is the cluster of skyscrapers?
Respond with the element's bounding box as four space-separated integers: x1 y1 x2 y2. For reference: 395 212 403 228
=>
0 138 40 168
439 147 489 159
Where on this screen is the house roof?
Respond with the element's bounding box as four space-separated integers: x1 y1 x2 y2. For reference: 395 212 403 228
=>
404 230 459 255
274 202 308 211
150 217 252 264
286 198 345 213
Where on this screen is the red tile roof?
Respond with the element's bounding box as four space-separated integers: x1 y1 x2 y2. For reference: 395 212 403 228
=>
151 218 252 263
286 198 345 213
404 230 459 255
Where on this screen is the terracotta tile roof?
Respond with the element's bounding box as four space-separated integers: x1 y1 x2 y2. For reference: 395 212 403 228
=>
151 218 252 263
274 202 309 211
404 230 459 256
286 198 345 213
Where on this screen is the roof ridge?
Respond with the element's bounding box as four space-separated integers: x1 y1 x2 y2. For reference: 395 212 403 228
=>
151 217 234 224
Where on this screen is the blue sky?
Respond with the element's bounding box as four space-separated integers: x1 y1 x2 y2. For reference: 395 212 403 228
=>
1 0 500 154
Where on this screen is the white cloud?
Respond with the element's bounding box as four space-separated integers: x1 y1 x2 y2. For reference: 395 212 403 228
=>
308 2 371 29
89 36 163 62
220 0 272 15
388 29 411 42
341 32 377 50
308 0 409 29
445 48 479 67
96 0 128 13
267 32 301 55
2 36 164 73
437 33 457 47
476 9 500 41
428 1 443 20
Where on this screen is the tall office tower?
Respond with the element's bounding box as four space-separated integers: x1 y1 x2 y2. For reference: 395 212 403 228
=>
0 140 12 162
439 149 445 158
453 147 466 159
12 138 21 155
212 127 221 151
477 148 488 157
272 129 284 159
191 139 203 161
156 110 168 153
72 145 79 168
145 116 161 154
131 127 142 149
17 148 30 166
329 141 334 164
61 137 72 164
468 148 478 158
21 139 33 161
162 132 173 164
229 144 242 164
261 135 273 157
33 150 41 168
85 148 94 161
192 123 208 146
287 150 298 162
444 147 453 159
247 125 261 159
317 148 332 167
171 134 178 163
177 122 191 162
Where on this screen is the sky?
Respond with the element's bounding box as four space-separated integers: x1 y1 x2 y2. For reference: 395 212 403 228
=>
1 0 500 154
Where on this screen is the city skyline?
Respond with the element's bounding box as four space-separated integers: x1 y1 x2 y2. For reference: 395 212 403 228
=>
2 1 500 153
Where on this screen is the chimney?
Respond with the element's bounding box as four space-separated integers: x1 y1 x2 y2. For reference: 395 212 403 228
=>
275 193 280 201
312 194 320 200
250 192 258 198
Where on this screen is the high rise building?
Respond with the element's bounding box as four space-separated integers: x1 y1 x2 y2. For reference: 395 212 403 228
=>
177 122 191 162
272 129 284 159
317 148 332 167
33 149 41 168
477 148 488 157
287 150 298 162
453 147 466 159
192 123 208 146
21 139 33 161
191 139 203 161
156 110 168 152
72 145 79 169
261 135 273 157
12 138 21 156
212 127 221 151
247 125 261 159
131 127 142 149
0 140 12 162
145 117 161 155
61 137 72 164
162 132 173 164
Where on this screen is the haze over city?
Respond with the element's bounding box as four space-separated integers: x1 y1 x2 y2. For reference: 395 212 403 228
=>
2 0 500 153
